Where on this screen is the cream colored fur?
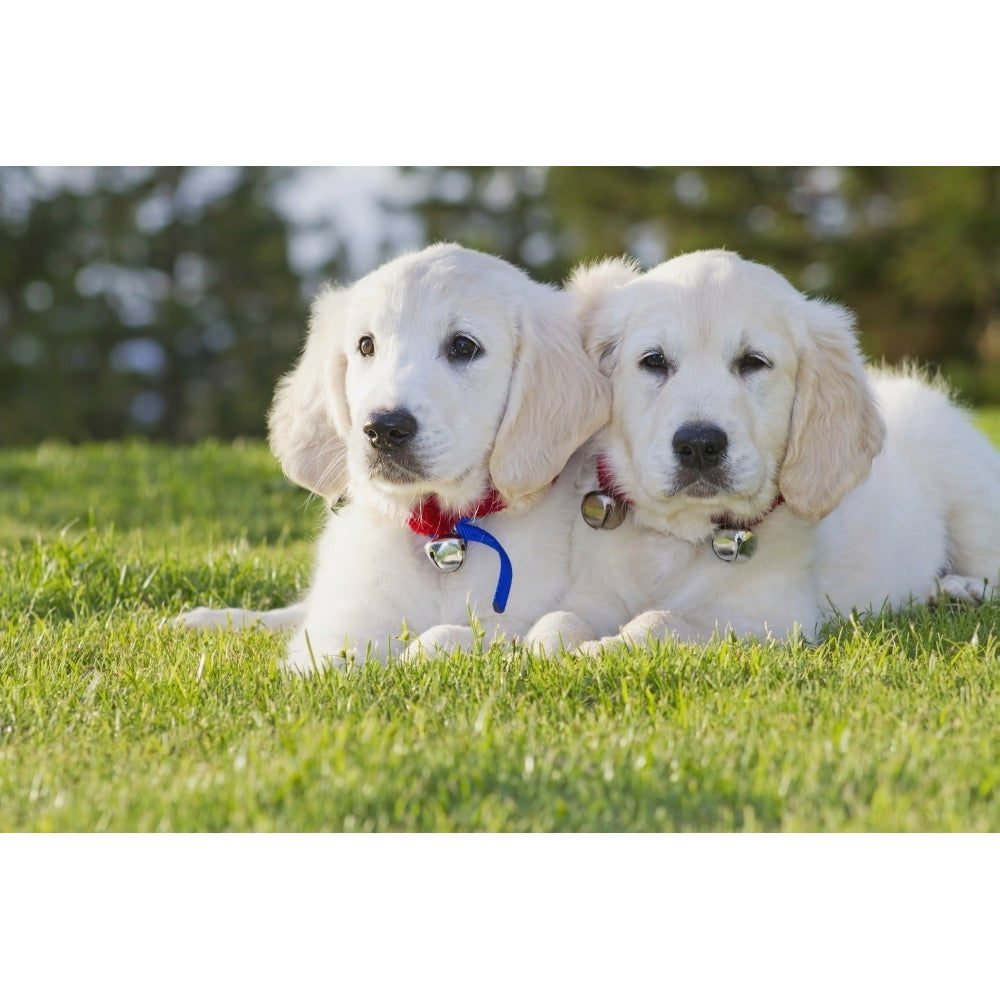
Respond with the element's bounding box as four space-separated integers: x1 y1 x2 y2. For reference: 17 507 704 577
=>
180 244 609 670
528 249 1000 654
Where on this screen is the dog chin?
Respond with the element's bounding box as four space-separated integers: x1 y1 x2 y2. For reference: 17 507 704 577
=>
635 475 771 543
672 481 723 500
361 461 490 519
419 469 492 513
669 468 733 497
367 454 426 485
659 481 777 528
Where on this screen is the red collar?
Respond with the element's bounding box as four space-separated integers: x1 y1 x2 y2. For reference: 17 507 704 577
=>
712 494 784 532
597 455 631 505
406 487 507 538
596 455 783 531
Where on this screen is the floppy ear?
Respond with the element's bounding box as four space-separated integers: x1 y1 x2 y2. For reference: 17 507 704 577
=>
488 287 611 509
778 299 886 521
569 257 640 373
267 284 353 499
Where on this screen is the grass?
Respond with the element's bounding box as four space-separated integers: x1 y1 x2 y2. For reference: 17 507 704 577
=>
2 413 1000 832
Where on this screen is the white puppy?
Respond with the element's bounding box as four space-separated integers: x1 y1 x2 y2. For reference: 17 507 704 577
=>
181 244 609 671
528 249 1000 653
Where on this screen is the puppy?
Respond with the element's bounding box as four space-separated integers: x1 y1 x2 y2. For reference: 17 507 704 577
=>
181 244 609 671
528 249 1000 653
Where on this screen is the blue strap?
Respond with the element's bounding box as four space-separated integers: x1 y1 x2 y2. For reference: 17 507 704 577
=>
454 518 513 614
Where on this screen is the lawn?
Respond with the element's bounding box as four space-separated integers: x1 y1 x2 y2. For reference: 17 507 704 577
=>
2 414 1000 832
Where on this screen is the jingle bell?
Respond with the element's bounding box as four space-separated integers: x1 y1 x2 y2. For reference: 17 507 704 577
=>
425 535 466 572
711 528 757 563
581 491 628 530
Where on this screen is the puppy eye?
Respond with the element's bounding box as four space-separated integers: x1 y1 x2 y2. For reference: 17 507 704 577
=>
737 352 771 376
639 351 672 374
448 333 481 362
358 335 375 357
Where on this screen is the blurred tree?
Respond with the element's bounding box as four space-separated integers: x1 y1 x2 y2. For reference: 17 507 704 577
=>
547 165 836 279
395 167 562 282
408 166 1000 399
0 166 343 446
837 167 1000 370
408 166 844 283
4 165 1000 448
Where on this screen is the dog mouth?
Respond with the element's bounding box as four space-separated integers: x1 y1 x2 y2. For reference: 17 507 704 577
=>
669 466 732 498
366 452 488 508
367 451 427 485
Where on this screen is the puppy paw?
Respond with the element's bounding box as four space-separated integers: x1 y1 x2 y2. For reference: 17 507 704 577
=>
280 632 359 674
174 607 255 630
176 603 306 633
278 656 322 676
576 636 623 657
929 575 990 607
280 655 352 675
402 625 476 661
525 612 597 655
619 609 682 647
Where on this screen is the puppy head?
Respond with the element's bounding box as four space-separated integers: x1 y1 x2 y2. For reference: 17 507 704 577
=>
269 243 609 518
573 250 884 540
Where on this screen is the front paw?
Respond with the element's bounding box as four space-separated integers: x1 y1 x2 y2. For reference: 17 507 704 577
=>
402 625 476 662
525 611 597 655
280 632 360 674
174 607 248 630
575 635 624 657
619 609 681 647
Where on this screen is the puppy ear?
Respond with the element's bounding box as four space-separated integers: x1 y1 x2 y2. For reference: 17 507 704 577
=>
267 284 352 499
778 299 886 520
569 257 639 373
569 256 640 311
489 288 611 508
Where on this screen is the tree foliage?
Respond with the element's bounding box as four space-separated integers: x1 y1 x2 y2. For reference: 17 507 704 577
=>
3 166 1000 446
0 167 331 446
413 166 1000 399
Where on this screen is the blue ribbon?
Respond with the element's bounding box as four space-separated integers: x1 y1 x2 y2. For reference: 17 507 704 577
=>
453 518 513 614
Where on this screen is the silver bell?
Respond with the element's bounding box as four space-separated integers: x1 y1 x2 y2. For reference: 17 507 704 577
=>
425 535 466 572
712 528 757 563
581 491 628 530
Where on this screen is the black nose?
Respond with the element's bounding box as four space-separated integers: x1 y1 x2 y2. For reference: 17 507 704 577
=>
672 422 728 469
364 409 418 452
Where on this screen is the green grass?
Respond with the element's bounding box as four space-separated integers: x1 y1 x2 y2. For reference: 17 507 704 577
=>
2 418 1000 832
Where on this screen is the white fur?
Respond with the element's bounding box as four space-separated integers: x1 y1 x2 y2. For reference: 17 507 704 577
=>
528 249 1000 653
179 244 609 670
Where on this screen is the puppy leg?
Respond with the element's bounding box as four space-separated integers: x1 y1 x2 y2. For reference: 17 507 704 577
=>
526 611 598 655
176 601 307 632
918 402 1000 601
940 490 1000 604
944 512 1000 603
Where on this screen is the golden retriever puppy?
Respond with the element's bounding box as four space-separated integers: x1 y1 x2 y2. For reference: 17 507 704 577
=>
181 244 609 670
528 249 1000 653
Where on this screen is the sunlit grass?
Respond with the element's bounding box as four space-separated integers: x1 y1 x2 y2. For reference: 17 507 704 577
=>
2 437 1000 832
